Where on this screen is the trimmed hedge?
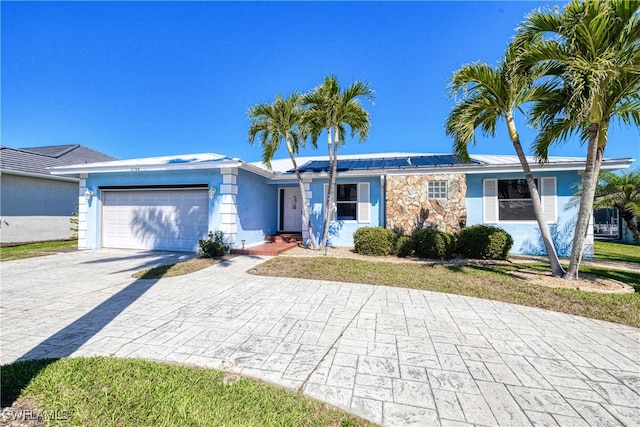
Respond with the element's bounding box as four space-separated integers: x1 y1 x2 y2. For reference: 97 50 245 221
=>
353 227 394 256
456 225 513 260
412 228 455 260
393 235 414 258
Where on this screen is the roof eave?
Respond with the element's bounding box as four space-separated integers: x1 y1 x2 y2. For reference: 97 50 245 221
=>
50 159 243 175
1 168 80 183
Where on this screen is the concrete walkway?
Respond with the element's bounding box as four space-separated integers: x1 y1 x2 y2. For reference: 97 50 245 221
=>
1 249 639 426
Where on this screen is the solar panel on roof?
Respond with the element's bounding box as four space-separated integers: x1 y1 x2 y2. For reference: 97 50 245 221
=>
291 155 479 173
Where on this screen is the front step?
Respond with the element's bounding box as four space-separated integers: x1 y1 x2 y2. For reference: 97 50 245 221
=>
230 233 302 256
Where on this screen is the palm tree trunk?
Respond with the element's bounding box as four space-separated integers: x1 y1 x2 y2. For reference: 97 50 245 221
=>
507 116 565 277
288 150 319 250
320 128 336 249
620 209 640 244
564 122 604 280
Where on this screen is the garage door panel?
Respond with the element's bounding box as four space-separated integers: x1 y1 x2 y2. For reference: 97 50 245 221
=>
102 190 209 251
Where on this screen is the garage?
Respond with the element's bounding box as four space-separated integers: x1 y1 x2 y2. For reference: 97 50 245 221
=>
102 188 209 251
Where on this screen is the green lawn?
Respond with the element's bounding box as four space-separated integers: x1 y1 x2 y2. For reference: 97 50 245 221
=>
1 357 373 427
251 257 640 328
0 240 77 261
594 240 640 264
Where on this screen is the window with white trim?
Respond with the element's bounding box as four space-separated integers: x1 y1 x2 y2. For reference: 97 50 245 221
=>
428 180 447 199
498 178 538 221
324 182 370 223
484 177 557 223
336 184 357 220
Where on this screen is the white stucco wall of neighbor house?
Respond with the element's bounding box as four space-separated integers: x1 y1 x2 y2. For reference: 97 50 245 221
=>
0 173 79 244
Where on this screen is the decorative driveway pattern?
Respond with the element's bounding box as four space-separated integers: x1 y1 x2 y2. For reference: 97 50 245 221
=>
1 250 639 426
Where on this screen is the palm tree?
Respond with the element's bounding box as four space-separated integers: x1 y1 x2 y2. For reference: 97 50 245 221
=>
445 43 566 277
590 169 640 244
516 0 640 280
248 92 319 250
302 75 374 248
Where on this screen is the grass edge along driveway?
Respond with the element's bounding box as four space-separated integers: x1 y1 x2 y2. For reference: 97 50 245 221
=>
0 357 373 427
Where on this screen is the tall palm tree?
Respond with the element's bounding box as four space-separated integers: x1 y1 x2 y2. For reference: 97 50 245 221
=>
445 43 566 277
591 169 640 244
302 75 374 248
516 0 640 280
248 92 319 250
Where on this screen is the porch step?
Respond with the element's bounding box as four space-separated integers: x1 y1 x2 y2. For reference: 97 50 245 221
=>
230 240 299 256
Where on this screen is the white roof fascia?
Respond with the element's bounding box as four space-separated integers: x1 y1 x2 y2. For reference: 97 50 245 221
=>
0 168 80 183
51 159 242 175
237 161 277 179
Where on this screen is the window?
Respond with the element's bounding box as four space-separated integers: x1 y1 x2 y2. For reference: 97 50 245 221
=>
336 184 357 220
324 182 370 223
428 180 447 199
498 179 537 220
484 177 556 223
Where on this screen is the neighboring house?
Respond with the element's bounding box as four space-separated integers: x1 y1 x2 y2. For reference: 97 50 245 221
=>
50 152 634 256
0 144 117 244
594 208 639 244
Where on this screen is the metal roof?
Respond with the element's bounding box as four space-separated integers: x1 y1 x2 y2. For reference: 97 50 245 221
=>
0 144 117 177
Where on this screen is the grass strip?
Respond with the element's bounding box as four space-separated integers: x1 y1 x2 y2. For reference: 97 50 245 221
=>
251 257 640 328
1 357 373 427
0 240 77 261
132 256 233 279
594 240 640 264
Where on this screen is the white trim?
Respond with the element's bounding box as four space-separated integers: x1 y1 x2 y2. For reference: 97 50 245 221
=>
357 182 370 223
541 176 557 224
483 179 498 223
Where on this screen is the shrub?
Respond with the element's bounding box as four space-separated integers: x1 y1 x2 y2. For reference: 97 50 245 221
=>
198 231 229 258
353 227 394 256
456 225 513 260
393 235 414 258
412 228 455 259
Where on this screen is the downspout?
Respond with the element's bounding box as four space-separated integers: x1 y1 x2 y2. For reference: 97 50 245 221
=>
380 174 387 229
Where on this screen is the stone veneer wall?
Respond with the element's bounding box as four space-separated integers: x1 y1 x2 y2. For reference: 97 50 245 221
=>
386 174 467 235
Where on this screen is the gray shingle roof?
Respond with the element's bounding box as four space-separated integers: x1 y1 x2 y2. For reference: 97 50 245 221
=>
0 144 117 176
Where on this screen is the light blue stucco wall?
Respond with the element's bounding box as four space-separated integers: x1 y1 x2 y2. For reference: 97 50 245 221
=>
235 169 278 246
308 176 383 247
466 170 581 256
84 169 222 249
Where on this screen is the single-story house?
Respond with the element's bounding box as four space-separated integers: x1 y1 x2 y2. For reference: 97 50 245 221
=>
0 144 117 244
50 152 634 257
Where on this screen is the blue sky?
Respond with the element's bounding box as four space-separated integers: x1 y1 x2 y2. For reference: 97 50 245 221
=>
2 1 638 169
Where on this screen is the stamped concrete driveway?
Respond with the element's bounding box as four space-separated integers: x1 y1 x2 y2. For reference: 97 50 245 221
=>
1 249 639 426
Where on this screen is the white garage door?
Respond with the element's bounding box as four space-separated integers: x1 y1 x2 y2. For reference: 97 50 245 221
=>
102 189 209 251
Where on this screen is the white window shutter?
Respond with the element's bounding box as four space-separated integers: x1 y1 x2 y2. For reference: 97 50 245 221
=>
541 177 557 223
357 182 370 223
483 179 498 223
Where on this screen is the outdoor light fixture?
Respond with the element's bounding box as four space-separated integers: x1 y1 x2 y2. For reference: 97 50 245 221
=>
84 189 94 201
241 239 245 249
208 187 217 199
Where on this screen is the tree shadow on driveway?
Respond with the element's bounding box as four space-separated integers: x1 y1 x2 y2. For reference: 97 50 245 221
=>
3 276 160 407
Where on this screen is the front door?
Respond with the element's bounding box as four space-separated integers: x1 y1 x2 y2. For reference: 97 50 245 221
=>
281 187 302 232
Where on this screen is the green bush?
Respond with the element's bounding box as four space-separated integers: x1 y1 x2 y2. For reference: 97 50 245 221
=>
353 227 394 256
412 228 455 259
456 225 513 260
198 231 229 258
393 235 414 258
